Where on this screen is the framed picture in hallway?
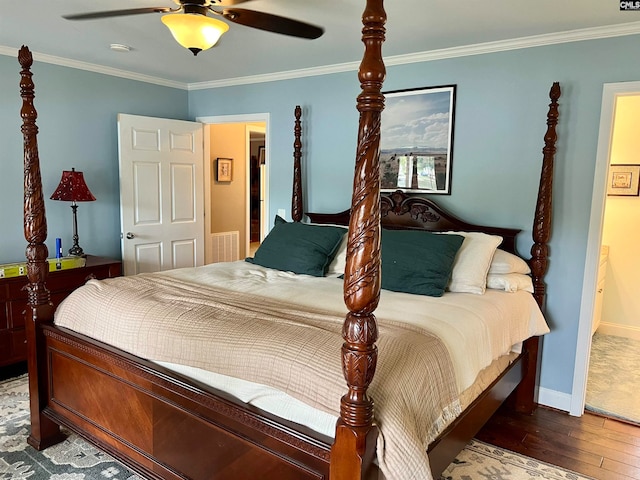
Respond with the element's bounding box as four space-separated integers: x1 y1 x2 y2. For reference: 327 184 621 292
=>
216 158 233 182
607 164 640 196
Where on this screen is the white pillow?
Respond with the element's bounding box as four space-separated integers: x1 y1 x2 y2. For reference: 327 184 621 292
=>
487 273 534 293
489 249 531 275
442 231 503 295
326 233 348 277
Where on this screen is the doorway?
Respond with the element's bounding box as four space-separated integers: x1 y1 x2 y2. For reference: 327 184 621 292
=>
197 113 270 264
248 126 265 257
571 82 640 418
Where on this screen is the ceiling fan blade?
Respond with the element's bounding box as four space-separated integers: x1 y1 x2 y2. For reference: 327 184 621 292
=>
211 0 253 5
218 8 323 39
63 7 173 21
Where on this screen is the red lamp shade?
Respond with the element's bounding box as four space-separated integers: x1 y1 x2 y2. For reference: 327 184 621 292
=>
50 168 96 203
50 168 95 256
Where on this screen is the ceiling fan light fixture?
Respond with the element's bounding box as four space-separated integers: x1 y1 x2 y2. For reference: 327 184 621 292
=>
161 13 229 56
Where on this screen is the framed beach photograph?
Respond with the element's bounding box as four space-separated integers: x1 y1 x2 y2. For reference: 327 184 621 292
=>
380 85 456 194
607 164 640 196
216 158 233 182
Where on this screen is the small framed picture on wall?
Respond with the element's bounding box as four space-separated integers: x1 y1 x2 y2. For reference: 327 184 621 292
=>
607 164 640 196
216 158 233 182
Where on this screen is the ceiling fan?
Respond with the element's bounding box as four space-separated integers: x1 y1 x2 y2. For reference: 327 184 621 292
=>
63 0 324 56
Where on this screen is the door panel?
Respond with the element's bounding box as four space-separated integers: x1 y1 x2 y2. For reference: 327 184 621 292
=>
119 114 204 276
171 163 196 222
134 162 161 225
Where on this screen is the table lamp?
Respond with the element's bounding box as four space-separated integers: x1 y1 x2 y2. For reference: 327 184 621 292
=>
50 168 96 256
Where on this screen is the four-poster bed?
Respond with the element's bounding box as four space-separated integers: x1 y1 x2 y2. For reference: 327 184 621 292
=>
18 1 561 478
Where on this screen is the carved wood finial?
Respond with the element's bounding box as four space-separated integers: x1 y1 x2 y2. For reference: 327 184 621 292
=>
530 82 561 309
330 1 386 478
292 105 303 222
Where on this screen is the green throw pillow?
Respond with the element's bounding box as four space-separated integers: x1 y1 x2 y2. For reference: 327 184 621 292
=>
381 229 464 297
246 216 347 276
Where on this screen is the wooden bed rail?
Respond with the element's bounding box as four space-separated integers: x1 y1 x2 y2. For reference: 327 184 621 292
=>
330 0 387 478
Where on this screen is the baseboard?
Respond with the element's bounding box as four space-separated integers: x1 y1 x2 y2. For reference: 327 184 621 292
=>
596 322 640 341
537 387 572 413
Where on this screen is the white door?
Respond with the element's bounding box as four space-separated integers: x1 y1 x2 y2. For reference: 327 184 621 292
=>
118 114 204 276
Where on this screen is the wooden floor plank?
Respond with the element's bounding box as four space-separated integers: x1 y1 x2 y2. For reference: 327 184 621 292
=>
477 404 640 480
522 432 604 467
569 428 640 455
603 417 640 437
603 458 640 479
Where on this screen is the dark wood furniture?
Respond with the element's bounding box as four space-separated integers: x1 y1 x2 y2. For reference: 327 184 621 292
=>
17 0 560 476
0 256 121 368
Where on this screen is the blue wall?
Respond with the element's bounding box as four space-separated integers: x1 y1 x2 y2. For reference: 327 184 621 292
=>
2 32 639 404
0 55 188 265
189 34 640 400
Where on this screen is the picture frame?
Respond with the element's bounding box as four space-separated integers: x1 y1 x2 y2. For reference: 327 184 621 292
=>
607 164 640 196
380 85 456 195
258 146 266 165
216 158 233 182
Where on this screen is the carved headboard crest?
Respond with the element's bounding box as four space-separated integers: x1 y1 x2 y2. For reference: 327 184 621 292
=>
381 190 441 223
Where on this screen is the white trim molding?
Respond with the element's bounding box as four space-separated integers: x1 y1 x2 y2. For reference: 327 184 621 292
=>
188 21 640 90
0 46 186 90
571 81 640 417
4 21 640 90
538 387 572 413
596 322 640 341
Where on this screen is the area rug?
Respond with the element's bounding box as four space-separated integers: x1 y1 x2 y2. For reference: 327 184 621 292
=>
1 374 594 480
586 333 640 425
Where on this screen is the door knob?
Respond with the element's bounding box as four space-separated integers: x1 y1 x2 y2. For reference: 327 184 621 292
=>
126 232 135 239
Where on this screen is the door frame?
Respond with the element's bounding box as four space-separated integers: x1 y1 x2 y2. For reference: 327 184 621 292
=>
246 124 266 246
570 81 640 416
197 113 270 262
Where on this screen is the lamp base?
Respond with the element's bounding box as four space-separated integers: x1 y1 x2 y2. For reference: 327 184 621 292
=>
68 245 85 257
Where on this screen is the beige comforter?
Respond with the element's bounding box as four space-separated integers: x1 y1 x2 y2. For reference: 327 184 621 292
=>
55 271 462 480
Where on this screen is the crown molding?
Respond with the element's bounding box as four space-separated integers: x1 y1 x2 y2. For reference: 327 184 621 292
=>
3 21 640 91
0 46 188 90
187 61 360 90
384 21 640 67
189 21 640 90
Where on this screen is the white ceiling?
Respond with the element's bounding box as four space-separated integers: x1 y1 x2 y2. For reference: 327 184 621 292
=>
2 1 640 88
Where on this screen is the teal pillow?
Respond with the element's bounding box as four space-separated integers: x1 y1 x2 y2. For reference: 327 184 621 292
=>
246 216 346 276
381 229 464 297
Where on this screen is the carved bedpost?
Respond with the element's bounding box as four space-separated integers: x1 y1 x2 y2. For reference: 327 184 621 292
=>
531 82 560 308
512 82 561 414
292 105 303 222
19 46 64 450
330 1 386 478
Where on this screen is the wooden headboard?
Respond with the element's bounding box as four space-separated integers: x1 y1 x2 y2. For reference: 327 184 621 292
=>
308 190 521 254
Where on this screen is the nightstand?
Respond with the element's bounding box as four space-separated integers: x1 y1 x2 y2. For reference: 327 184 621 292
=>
0 255 122 367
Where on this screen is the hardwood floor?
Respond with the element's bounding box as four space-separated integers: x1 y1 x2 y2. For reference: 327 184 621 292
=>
477 403 640 480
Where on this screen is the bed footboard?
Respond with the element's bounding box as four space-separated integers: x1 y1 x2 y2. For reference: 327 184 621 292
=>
42 326 336 480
